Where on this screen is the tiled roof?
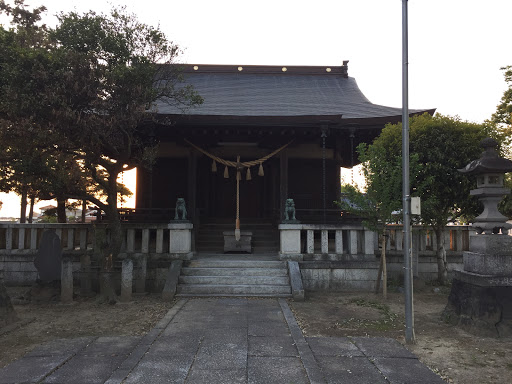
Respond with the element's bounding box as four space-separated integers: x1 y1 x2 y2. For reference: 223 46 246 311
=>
154 64 433 119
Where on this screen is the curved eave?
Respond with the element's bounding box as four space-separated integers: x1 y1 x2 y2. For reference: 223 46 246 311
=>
151 108 436 129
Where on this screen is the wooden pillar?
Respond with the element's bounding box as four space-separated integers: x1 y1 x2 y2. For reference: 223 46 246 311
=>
148 169 153 209
334 161 342 205
188 150 197 251
279 149 288 221
187 151 197 217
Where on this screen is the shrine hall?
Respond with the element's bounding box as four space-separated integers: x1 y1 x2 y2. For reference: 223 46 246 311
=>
134 62 434 253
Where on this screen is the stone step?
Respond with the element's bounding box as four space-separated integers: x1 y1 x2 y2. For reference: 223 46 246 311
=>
185 260 286 269
176 284 292 295
176 293 293 298
179 275 290 285
181 267 288 277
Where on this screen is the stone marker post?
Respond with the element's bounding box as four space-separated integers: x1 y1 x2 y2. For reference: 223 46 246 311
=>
60 257 73 304
120 259 134 303
135 256 147 294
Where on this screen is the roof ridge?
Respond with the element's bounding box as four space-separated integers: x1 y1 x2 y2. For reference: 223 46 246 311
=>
174 62 349 77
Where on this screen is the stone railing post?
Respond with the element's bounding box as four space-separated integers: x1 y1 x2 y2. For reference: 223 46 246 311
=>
306 230 314 254
156 229 164 254
321 230 329 254
6 226 13 250
30 227 38 250
18 227 25 250
396 229 403 251
349 230 358 255
278 224 302 261
335 230 343 255
126 229 135 253
364 230 375 255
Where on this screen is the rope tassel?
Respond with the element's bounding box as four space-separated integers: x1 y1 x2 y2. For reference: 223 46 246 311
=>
224 166 229 178
212 160 217 172
258 162 264 176
246 167 252 180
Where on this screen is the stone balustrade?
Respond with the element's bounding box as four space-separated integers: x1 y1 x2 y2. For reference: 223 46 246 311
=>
278 223 375 261
0 223 193 258
279 223 473 260
0 222 193 285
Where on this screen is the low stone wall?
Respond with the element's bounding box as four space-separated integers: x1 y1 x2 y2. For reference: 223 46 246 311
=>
300 260 380 291
386 251 463 281
299 251 464 292
0 254 38 285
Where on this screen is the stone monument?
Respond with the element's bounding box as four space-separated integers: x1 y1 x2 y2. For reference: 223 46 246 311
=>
443 138 512 337
34 230 62 282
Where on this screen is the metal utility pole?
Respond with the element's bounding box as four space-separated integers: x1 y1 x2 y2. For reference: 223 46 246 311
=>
402 0 415 344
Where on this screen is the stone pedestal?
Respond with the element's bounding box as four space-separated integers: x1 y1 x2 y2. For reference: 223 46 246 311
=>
443 274 512 337
168 223 193 260
463 235 512 275
443 234 512 337
223 231 252 253
279 224 303 261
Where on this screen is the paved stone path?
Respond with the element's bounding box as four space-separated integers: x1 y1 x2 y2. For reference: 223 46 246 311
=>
0 298 445 383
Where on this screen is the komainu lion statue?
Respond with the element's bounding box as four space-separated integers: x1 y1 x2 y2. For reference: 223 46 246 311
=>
284 198 296 221
174 198 187 220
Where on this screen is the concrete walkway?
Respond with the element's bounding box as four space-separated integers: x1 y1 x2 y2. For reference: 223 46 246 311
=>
0 298 445 384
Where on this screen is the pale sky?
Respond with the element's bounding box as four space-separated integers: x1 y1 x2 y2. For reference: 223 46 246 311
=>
1 0 511 218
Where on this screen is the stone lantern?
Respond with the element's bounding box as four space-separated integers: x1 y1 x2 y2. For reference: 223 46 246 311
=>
458 137 512 235
443 138 512 337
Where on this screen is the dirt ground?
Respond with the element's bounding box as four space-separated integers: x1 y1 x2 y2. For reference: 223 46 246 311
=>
1 286 511 384
0 287 172 369
290 289 512 384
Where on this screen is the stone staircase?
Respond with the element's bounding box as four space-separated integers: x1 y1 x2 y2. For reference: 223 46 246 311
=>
176 256 292 297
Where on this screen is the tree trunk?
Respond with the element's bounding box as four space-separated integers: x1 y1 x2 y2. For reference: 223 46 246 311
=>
56 198 67 223
81 200 87 223
382 233 387 300
375 231 388 299
435 225 448 285
19 189 27 223
99 272 117 305
96 170 123 304
28 196 35 223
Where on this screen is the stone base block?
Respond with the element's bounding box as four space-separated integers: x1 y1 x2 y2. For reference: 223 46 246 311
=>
442 275 512 338
168 252 194 261
469 234 512 256
464 251 512 276
223 231 252 253
279 253 303 261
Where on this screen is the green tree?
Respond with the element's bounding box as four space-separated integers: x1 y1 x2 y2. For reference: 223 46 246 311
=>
0 1 202 301
491 66 512 218
338 138 420 297
0 0 53 222
372 113 494 285
46 7 201 285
